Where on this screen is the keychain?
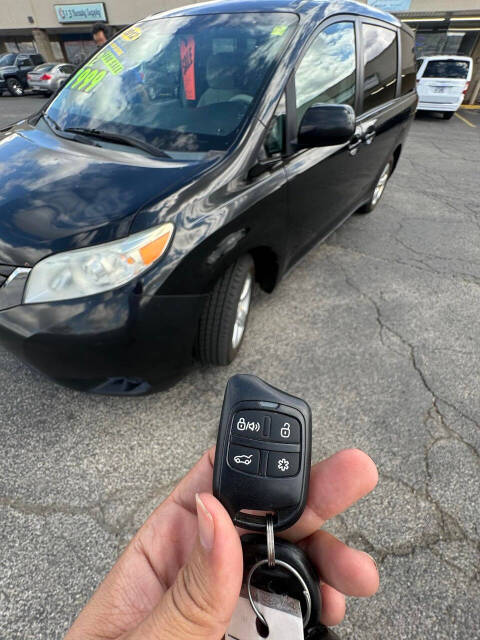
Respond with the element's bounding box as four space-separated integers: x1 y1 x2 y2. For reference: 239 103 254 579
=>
214 374 340 639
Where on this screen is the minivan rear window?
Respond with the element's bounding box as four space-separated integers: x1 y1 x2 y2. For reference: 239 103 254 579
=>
423 60 470 79
46 13 298 155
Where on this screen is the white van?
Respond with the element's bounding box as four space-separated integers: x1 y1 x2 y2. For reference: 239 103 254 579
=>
416 55 473 119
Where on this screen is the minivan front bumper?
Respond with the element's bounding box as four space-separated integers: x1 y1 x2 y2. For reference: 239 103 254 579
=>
0 285 207 394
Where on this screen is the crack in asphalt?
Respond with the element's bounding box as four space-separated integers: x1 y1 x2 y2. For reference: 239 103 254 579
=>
325 253 480 581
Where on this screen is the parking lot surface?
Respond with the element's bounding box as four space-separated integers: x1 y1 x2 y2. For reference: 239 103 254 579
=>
0 97 479 639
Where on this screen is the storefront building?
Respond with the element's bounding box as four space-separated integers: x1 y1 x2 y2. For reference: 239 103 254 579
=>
1 0 479 101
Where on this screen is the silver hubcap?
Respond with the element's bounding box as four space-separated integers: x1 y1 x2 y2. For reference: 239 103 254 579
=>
232 272 252 350
11 82 22 95
372 162 390 206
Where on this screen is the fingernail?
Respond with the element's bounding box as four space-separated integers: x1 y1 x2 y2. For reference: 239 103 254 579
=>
362 551 378 571
196 493 214 552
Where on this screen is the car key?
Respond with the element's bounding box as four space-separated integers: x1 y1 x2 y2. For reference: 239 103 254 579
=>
213 373 312 532
241 533 321 629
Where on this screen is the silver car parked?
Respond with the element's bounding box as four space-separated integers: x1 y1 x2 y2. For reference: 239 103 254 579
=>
27 63 76 95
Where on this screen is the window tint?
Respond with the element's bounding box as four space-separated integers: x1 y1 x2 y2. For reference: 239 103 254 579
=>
423 59 470 79
416 58 423 72
265 93 286 156
295 22 356 127
400 30 416 95
362 24 397 112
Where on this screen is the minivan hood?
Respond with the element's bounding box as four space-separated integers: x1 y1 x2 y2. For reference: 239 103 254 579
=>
0 124 215 266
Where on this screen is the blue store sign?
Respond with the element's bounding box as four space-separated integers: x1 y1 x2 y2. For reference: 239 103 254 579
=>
55 3 107 23
368 0 412 10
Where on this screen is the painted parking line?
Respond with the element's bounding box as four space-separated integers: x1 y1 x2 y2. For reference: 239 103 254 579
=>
455 111 476 128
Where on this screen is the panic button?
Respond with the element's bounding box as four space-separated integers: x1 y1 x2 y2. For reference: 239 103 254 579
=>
267 452 300 477
270 414 301 444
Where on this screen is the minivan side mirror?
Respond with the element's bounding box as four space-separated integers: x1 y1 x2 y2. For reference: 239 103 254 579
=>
297 104 356 149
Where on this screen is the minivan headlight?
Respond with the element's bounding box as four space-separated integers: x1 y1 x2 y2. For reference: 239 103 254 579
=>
24 223 174 304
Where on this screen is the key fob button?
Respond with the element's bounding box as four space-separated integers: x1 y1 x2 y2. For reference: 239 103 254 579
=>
232 411 267 439
267 452 300 477
228 444 260 474
270 414 301 444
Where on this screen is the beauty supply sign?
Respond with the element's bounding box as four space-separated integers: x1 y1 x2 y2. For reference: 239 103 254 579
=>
55 3 107 23
368 0 412 10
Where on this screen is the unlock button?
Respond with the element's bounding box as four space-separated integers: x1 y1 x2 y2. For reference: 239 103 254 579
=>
270 414 301 444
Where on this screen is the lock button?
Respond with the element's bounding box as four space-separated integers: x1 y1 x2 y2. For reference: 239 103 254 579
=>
270 414 301 444
232 411 270 440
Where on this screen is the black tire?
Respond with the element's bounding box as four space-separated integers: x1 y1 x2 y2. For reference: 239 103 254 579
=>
6 77 24 97
357 158 393 214
443 111 454 120
196 254 255 365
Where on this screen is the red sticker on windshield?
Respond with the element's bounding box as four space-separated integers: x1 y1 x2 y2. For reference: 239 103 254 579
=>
180 36 196 101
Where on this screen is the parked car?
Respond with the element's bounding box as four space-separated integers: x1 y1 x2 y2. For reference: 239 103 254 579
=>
27 63 76 95
0 0 417 395
0 52 45 96
416 55 473 119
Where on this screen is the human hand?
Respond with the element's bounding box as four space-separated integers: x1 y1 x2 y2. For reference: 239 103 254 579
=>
65 448 379 640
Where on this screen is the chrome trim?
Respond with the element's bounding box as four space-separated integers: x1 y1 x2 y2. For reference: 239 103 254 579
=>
4 267 31 288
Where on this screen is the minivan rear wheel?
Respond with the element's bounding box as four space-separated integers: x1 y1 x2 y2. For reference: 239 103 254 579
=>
443 111 454 120
196 254 254 365
6 77 24 97
357 159 392 214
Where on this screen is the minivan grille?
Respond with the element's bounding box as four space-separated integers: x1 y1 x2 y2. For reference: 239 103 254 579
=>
0 265 16 288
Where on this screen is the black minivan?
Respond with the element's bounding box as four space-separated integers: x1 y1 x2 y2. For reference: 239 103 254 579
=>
0 0 416 394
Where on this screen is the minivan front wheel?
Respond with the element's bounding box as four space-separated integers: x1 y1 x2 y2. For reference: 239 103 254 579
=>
6 78 24 97
197 254 255 365
443 111 455 120
357 159 392 214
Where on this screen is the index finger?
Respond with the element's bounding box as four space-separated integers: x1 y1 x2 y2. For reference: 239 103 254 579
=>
281 448 378 542
169 447 377 542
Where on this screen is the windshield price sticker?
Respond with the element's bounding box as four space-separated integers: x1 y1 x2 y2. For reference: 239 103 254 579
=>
69 67 107 93
121 26 142 42
180 36 196 101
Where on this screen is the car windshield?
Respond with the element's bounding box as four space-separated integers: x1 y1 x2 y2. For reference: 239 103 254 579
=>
423 59 470 79
0 53 16 66
46 13 298 155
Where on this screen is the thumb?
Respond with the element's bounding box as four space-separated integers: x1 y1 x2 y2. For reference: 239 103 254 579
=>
129 493 243 640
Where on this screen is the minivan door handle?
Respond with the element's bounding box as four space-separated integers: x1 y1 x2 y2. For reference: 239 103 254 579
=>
363 126 376 145
348 132 362 156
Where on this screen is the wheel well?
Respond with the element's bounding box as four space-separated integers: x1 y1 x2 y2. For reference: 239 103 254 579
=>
392 145 402 173
249 246 279 293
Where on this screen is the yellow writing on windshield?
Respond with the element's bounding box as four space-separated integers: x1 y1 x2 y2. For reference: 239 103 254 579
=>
101 50 123 75
271 25 288 36
121 26 142 42
110 41 124 56
69 67 107 93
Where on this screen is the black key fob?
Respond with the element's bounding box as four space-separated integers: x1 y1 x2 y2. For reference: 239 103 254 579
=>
213 374 312 532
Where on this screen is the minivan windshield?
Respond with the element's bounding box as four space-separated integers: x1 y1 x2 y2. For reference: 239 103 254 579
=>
0 54 16 66
46 13 298 156
423 59 470 79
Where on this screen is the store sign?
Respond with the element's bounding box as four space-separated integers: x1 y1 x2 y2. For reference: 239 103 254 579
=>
55 3 106 23
367 0 412 11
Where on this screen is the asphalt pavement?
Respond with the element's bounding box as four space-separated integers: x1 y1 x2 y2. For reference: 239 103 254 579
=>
0 96 479 639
